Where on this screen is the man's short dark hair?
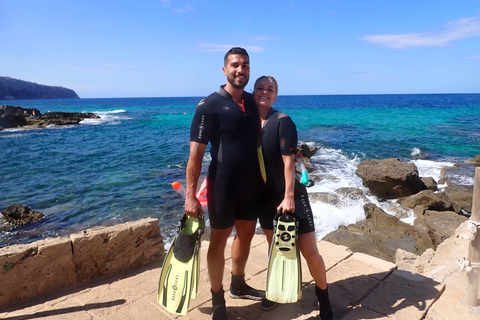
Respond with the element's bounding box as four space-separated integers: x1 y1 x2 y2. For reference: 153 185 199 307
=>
224 47 249 66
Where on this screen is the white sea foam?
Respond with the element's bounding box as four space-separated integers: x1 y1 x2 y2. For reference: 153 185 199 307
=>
411 147 421 156
305 147 458 240
82 109 130 125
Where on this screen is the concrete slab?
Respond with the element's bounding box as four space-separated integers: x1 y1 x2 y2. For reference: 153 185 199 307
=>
361 269 444 320
1 234 478 320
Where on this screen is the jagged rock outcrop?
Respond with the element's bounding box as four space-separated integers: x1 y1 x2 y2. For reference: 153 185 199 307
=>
355 158 427 199
0 76 79 100
0 105 99 130
397 190 454 215
323 203 432 262
0 205 44 227
322 203 465 262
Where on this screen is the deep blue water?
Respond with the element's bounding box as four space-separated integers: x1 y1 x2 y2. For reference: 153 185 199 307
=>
1 94 479 247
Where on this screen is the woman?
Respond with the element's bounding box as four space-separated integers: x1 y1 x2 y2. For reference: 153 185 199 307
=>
254 76 334 320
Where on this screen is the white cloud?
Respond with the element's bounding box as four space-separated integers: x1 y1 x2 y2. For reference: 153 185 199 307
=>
196 43 265 53
467 54 480 59
252 36 280 42
362 15 480 49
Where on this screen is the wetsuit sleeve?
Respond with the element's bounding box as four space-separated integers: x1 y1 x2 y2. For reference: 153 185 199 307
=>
190 99 214 144
278 114 298 155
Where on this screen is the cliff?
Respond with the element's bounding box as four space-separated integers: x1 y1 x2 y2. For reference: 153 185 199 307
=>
0 76 80 100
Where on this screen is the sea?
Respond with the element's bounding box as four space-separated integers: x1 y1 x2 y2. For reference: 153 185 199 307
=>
1 94 479 248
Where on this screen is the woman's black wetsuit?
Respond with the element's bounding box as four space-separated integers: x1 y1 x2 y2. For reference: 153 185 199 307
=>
259 109 315 234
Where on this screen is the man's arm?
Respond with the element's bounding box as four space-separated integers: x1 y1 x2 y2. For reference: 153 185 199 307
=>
185 141 207 217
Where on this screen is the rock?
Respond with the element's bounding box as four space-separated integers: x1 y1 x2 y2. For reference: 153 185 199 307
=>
421 176 438 191
309 188 368 207
355 158 427 199
335 187 369 203
322 203 434 262
1 205 44 227
300 144 320 159
397 190 454 212
438 187 473 215
464 155 480 165
413 210 468 248
439 163 475 192
0 105 99 130
309 192 340 206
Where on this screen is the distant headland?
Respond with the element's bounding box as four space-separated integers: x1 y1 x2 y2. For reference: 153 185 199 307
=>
0 76 80 100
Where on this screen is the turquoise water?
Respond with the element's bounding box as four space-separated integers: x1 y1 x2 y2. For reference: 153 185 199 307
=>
1 94 479 247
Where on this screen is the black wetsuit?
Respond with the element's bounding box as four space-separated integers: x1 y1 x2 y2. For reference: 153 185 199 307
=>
259 109 315 234
190 86 261 229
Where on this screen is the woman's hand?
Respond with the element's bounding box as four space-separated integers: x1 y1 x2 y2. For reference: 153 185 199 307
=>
277 196 295 214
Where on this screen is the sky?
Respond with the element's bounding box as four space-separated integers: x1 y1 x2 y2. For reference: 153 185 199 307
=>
1 0 479 98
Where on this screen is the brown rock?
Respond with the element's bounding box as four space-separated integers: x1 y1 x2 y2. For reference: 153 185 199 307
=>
322 203 434 262
397 190 454 212
414 210 468 248
438 187 473 214
464 155 480 165
355 158 427 199
1 205 44 227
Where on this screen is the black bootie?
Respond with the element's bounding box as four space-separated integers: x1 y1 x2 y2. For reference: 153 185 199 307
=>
211 287 228 320
229 273 265 301
315 285 334 320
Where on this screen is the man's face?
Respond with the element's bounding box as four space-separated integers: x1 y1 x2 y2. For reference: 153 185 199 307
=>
223 54 250 89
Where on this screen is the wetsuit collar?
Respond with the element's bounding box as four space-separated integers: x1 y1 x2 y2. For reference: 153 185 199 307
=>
217 85 246 113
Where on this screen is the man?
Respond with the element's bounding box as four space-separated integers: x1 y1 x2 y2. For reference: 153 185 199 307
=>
185 47 264 320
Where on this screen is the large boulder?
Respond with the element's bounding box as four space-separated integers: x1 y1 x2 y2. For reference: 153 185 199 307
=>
397 190 454 215
413 210 468 248
355 158 427 199
438 187 473 214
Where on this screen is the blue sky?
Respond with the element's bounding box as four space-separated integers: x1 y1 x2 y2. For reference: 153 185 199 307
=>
1 0 479 98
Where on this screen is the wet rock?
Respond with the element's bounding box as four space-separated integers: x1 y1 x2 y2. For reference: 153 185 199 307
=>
0 105 99 130
1 205 44 227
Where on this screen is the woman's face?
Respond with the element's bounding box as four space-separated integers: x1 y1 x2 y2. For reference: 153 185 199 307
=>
254 77 277 109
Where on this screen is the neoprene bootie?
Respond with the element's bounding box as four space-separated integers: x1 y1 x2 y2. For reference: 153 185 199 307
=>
211 287 228 320
315 285 334 320
229 273 265 301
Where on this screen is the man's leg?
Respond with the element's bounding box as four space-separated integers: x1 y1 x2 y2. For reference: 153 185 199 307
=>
208 226 233 320
231 219 256 276
208 226 233 292
229 219 265 300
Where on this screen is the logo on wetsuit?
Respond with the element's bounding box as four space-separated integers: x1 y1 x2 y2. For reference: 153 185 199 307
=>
197 115 206 140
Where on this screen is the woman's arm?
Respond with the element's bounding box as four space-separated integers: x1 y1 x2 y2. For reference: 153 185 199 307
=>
277 153 296 213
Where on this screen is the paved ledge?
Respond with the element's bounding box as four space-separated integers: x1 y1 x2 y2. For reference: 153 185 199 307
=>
1 234 479 320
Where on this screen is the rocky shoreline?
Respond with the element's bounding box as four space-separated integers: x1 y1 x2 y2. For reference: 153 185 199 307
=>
317 156 478 263
0 105 99 131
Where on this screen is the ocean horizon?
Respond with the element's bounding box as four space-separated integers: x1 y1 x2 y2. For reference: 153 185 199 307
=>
1 93 479 248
